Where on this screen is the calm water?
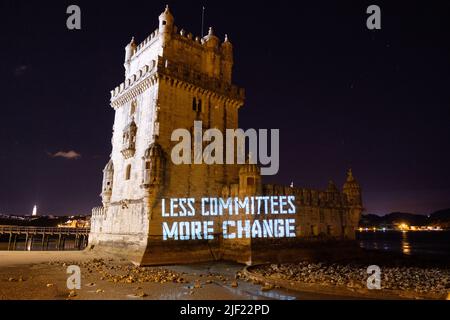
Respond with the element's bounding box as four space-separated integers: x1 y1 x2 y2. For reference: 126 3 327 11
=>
357 230 450 257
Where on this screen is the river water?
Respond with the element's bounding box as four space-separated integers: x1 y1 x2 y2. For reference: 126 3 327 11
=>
357 230 450 257
1 231 449 257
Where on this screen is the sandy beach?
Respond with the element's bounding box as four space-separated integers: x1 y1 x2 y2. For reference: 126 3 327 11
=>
1 250 448 300
0 251 352 300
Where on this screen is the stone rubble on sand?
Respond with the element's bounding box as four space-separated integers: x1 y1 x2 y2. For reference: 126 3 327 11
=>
52 258 187 285
244 262 449 296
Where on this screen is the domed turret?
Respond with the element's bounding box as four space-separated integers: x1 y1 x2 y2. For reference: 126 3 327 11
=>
124 37 137 75
221 34 233 57
124 37 137 63
142 142 165 187
121 118 137 159
220 34 233 83
203 27 219 49
343 169 362 206
159 5 174 44
101 159 114 206
327 180 338 192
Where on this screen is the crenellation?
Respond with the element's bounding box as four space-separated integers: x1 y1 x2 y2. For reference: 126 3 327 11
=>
111 55 243 108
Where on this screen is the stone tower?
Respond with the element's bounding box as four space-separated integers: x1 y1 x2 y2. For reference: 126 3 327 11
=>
89 6 245 264
89 6 363 265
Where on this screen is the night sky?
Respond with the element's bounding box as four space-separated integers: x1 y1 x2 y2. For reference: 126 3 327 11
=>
1 0 449 216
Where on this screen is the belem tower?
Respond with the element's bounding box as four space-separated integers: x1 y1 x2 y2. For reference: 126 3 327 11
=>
89 6 363 265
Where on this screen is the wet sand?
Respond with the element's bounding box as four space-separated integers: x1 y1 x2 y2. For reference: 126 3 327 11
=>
0 251 354 300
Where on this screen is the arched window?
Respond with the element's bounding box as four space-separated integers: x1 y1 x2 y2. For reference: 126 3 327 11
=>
125 164 131 180
192 97 197 111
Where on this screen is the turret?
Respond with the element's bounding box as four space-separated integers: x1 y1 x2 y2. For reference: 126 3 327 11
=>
202 27 220 78
141 142 165 215
326 180 339 203
220 34 233 83
124 37 137 75
101 160 114 206
238 154 262 198
121 118 137 159
342 169 362 206
159 5 174 45
141 142 165 188
203 27 219 49
221 34 233 59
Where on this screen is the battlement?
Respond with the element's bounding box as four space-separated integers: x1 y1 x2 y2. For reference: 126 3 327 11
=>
132 25 224 61
111 55 244 108
134 29 160 57
262 184 350 208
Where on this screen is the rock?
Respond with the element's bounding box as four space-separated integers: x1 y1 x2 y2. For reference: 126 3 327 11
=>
136 292 148 298
261 283 274 291
231 281 238 288
68 290 77 298
46 283 54 287
8 277 16 282
96 289 104 294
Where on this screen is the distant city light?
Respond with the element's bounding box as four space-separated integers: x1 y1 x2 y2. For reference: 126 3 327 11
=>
32 205 37 217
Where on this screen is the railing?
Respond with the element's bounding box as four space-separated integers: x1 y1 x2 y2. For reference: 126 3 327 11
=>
0 225 90 235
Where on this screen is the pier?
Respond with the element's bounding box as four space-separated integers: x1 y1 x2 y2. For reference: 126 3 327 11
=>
0 226 90 251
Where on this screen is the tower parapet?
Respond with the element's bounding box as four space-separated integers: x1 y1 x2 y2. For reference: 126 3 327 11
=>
141 142 165 215
159 5 174 39
124 37 137 75
342 169 362 207
101 160 114 206
120 6 236 88
238 159 262 198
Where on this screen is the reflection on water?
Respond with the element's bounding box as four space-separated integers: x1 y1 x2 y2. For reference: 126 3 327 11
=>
401 231 411 255
256 289 296 300
357 230 450 257
220 281 297 300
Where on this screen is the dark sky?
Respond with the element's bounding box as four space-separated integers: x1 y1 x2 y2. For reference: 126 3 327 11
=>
0 0 449 216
